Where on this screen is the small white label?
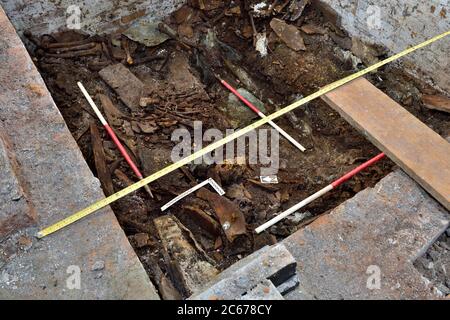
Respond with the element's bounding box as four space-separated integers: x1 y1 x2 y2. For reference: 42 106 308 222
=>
260 175 279 184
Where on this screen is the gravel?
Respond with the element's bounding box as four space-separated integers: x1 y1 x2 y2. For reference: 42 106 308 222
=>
414 231 450 297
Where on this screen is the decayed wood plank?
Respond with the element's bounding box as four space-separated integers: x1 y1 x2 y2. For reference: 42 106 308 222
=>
322 77 450 210
90 122 114 196
99 63 144 111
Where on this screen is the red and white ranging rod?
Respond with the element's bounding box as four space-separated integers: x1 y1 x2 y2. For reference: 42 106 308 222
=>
256 153 386 233
218 77 306 152
78 82 154 198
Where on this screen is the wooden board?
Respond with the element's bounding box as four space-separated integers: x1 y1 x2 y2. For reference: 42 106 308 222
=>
99 63 144 111
322 77 450 210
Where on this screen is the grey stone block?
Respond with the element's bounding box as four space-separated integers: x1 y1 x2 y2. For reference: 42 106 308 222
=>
190 243 296 300
283 170 450 300
0 7 159 299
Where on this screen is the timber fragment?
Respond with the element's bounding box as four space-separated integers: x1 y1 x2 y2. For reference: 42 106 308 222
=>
99 63 144 111
154 215 219 296
270 18 306 51
197 188 247 242
90 122 114 196
421 94 450 113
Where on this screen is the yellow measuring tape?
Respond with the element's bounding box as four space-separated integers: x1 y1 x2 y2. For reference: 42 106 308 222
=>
37 30 450 239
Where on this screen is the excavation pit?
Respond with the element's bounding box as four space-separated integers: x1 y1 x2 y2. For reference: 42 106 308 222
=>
1 0 449 300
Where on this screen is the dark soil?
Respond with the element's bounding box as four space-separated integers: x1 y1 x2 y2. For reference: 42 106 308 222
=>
27 1 449 299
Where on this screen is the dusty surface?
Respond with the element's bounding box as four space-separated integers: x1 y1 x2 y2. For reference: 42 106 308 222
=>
26 1 449 299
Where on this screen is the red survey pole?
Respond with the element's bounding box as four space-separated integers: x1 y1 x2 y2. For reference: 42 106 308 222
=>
256 153 386 233
217 77 306 152
78 82 154 198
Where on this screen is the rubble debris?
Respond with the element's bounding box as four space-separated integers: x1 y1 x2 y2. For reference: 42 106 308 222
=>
114 169 135 187
80 83 153 198
168 52 209 96
173 5 195 24
190 244 297 300
240 279 284 300
178 23 194 39
29 2 439 297
223 59 261 96
183 205 221 236
97 94 128 124
129 233 151 248
270 18 306 51
123 19 170 47
139 146 186 187
253 233 277 251
255 32 268 57
334 48 362 70
414 231 450 297
98 94 139 157
137 120 158 134
225 6 242 16
158 22 198 50
421 95 450 113
226 183 253 202
288 0 310 21
351 38 387 66
161 178 225 211
90 122 114 196
193 0 223 12
42 43 104 59
197 188 247 242
256 153 386 234
251 2 271 18
223 87 266 128
301 23 327 35
154 215 219 296
99 63 145 111
145 255 182 300
286 211 312 225
248 178 278 192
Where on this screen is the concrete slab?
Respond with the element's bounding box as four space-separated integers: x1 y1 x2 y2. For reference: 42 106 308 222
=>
190 243 296 300
283 170 450 300
0 0 185 36
0 5 159 299
241 280 284 300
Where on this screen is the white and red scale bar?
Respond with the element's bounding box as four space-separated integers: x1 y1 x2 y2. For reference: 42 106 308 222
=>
78 82 153 198
219 78 307 152
256 153 386 233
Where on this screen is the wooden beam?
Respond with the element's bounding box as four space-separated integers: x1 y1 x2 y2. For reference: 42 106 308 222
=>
90 122 114 196
322 77 450 210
